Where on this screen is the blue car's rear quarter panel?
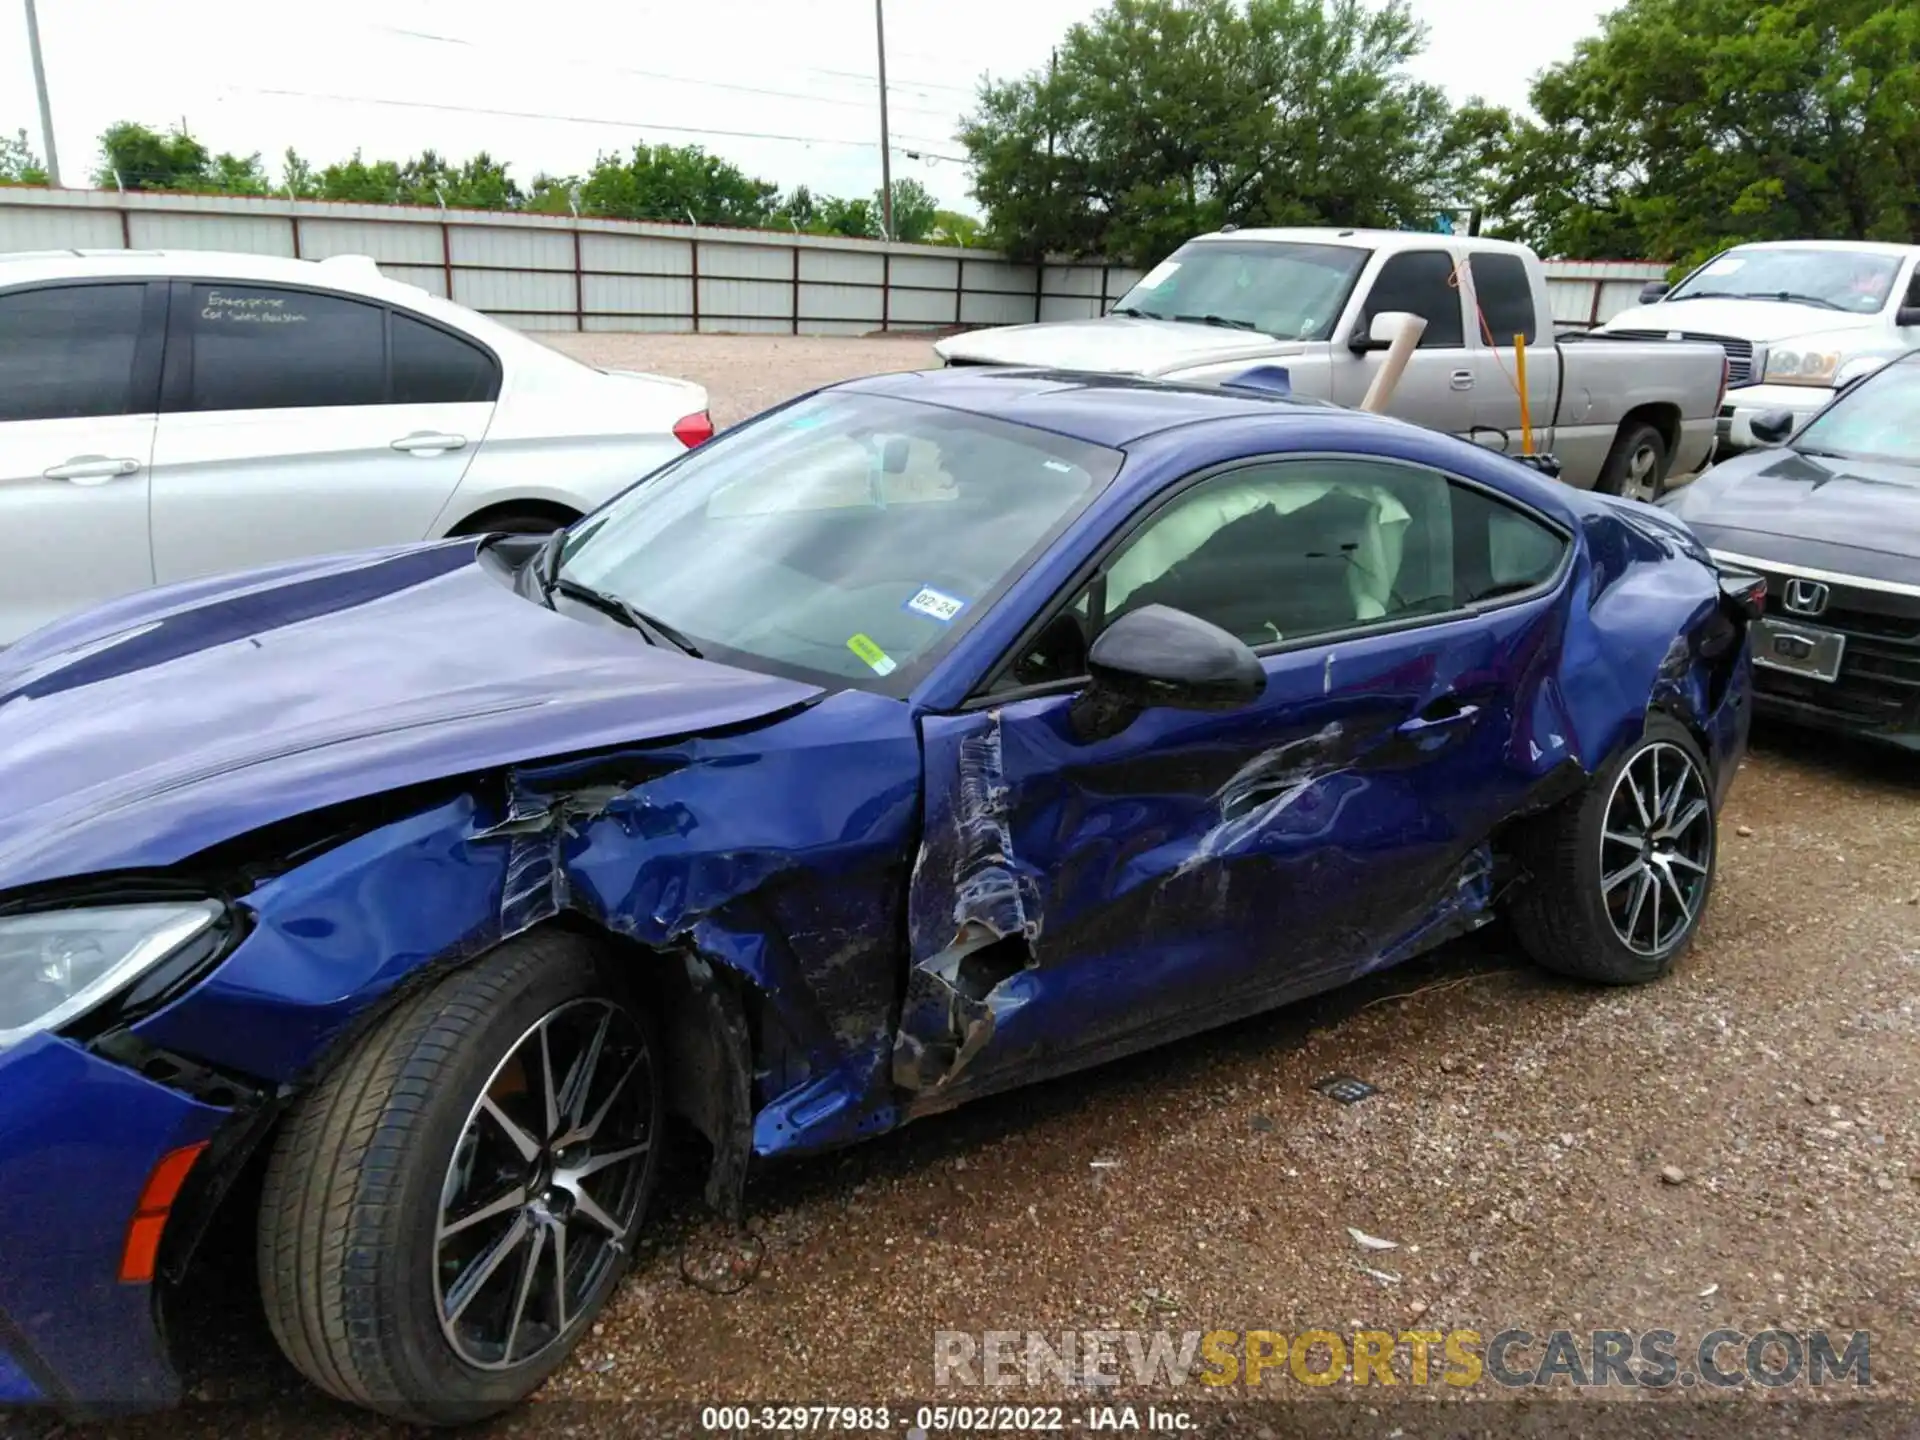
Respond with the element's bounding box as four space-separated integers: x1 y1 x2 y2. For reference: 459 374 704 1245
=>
0 1034 229 1409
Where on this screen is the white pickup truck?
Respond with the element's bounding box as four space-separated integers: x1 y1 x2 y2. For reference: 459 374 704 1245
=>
1600 238 1920 453
934 228 1728 498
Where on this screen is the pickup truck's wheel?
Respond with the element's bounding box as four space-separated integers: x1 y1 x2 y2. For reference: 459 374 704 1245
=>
1508 715 1716 985
1597 421 1669 503
257 931 661 1424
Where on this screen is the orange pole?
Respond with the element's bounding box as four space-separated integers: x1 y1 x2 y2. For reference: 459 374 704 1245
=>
1514 333 1534 455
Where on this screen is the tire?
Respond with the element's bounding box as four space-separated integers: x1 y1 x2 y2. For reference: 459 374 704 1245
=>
1597 420 1669 503
1508 714 1717 985
454 509 572 537
257 931 662 1424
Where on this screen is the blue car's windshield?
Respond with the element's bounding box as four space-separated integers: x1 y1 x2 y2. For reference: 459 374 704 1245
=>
556 390 1122 689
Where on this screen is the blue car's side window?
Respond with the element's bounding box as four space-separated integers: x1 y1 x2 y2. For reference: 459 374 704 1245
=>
996 456 1567 693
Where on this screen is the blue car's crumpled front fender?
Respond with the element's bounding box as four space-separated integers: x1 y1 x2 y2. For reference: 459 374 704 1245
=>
128 688 924 1197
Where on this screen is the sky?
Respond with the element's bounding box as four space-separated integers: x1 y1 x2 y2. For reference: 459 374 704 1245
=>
2 0 1613 214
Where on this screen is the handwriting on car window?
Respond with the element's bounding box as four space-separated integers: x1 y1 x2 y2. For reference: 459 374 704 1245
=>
201 291 310 325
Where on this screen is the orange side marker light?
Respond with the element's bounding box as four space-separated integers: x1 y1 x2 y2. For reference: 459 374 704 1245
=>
118 1141 208 1284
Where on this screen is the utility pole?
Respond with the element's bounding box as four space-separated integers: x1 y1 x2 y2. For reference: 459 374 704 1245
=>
23 0 61 186
875 0 893 241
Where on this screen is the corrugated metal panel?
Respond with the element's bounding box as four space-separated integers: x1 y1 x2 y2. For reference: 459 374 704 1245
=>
301 218 443 264
1039 295 1102 321
798 283 883 322
964 259 1037 295
699 243 792 280
455 268 577 312
580 233 692 276
582 273 694 316
1595 279 1655 324
1044 265 1102 297
890 254 958 290
699 278 790 320
127 211 295 255
699 315 789 336
0 205 122 250
382 264 450 296
584 313 693 333
798 248 883 284
889 288 958 325
449 226 573 271
960 291 1036 326
1544 259 1669 281
1546 279 1600 325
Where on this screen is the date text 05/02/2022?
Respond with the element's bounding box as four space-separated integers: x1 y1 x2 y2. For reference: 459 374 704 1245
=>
697 1405 1198 1432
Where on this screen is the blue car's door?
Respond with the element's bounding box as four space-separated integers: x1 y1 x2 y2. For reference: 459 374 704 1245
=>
895 454 1577 1107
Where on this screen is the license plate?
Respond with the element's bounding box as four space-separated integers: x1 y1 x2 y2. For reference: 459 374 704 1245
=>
1753 617 1846 683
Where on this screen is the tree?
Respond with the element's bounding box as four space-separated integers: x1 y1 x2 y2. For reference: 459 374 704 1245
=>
776 184 819 231
931 209 984 246
959 0 1453 264
316 151 405 204
1493 0 1920 262
818 194 880 239
96 121 211 190
0 129 48 186
877 177 938 242
524 174 581 215
578 144 779 225
281 148 320 199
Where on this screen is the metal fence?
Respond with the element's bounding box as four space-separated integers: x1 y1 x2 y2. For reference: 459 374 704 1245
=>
0 188 1669 335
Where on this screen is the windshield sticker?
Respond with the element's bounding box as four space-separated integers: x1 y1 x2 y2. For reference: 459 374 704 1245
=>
904 586 967 624
1042 460 1074 474
847 633 898 676
1701 256 1746 276
1137 259 1181 289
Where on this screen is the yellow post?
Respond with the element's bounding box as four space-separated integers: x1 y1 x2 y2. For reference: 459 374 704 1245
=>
1514 333 1534 454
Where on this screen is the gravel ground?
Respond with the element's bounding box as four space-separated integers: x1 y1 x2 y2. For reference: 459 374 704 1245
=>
12 339 1919 1438
543 333 941 428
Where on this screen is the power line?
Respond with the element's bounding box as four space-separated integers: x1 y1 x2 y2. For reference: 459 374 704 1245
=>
367 24 960 121
228 86 966 155
804 64 978 97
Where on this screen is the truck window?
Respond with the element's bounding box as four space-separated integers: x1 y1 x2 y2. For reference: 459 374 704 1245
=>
1362 252 1465 349
1467 253 1538 345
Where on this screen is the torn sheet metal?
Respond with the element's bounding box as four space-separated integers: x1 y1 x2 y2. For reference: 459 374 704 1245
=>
133 690 923 1172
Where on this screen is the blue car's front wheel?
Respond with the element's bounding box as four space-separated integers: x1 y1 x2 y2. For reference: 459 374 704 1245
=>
256 929 663 1424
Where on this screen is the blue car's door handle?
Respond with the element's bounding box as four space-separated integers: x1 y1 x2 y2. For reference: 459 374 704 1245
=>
1397 701 1481 736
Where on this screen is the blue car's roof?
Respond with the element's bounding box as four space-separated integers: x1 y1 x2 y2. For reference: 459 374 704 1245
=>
835 366 1335 449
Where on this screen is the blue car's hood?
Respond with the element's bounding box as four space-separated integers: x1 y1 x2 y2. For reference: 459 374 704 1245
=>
0 543 823 893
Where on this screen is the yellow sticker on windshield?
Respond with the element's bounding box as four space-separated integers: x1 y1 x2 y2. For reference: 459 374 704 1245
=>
847 633 898 677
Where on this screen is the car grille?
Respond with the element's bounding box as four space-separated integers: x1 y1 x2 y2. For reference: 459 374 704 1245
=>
1611 330 1755 386
1754 579 1920 734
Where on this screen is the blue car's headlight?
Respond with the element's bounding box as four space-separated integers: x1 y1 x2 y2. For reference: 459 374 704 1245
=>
0 902 225 1050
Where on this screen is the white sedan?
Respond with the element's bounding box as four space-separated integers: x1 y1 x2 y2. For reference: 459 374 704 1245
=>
0 249 711 645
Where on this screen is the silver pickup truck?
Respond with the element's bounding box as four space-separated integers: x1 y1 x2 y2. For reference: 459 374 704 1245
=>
935 228 1728 498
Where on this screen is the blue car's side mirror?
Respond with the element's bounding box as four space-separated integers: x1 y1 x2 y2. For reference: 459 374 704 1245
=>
1070 604 1266 742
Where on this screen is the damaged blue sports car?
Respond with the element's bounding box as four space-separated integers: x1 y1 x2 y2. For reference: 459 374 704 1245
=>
0 368 1757 1422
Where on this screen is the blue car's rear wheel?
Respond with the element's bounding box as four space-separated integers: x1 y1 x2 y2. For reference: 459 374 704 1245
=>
1509 714 1717 984
257 930 661 1424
